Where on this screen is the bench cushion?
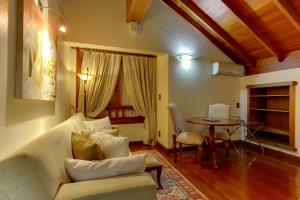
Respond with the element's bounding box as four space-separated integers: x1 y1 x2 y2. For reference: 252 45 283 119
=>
132 150 161 168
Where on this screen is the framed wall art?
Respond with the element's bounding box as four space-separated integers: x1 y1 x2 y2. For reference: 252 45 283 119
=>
16 0 56 101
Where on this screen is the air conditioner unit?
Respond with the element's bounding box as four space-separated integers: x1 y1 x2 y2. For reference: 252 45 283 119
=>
212 62 245 77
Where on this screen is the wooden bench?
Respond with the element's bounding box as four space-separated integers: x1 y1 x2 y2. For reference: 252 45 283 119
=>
132 150 162 189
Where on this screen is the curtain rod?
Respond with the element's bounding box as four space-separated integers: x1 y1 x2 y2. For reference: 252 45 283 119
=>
71 47 157 58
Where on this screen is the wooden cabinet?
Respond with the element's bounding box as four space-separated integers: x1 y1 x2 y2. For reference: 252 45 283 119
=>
247 82 297 151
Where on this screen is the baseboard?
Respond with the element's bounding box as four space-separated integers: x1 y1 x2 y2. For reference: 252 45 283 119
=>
241 141 300 164
156 140 243 152
156 141 197 153
155 141 170 152
129 141 144 146
156 140 300 164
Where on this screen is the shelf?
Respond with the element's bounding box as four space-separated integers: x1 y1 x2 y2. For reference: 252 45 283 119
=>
250 95 289 97
250 108 289 113
262 126 289 136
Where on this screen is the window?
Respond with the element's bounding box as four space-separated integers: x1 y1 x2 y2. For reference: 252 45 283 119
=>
106 63 145 124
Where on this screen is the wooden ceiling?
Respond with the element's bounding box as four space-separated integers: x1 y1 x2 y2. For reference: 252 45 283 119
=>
163 0 300 74
126 0 153 23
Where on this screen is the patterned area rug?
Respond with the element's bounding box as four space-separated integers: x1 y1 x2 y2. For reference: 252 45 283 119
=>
147 150 208 200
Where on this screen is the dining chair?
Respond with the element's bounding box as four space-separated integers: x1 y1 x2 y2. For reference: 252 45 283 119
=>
205 103 240 158
168 103 206 163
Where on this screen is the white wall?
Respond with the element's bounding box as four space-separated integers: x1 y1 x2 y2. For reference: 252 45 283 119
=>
240 68 300 157
61 0 235 147
62 41 170 143
168 57 241 148
0 0 72 159
62 0 230 61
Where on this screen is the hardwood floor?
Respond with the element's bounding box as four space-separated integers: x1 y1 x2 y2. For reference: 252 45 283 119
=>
130 144 300 200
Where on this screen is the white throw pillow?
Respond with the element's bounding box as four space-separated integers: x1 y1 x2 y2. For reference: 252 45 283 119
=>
83 117 112 132
65 154 147 181
100 128 119 137
89 131 129 158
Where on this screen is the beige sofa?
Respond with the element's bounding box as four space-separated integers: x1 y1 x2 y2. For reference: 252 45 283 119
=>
0 113 156 200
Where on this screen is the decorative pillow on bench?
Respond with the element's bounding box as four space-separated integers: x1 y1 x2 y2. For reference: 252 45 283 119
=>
65 154 147 181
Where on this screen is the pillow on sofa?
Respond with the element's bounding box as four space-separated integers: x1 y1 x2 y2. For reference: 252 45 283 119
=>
100 128 119 137
71 132 105 160
81 128 119 137
65 154 147 181
89 132 129 158
83 117 112 132
81 129 93 138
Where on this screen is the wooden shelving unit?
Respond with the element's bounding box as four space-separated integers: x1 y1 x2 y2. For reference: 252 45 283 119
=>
250 95 289 97
250 108 289 113
247 81 297 151
261 126 289 136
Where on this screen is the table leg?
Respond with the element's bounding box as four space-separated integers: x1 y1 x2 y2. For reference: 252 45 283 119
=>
209 125 218 169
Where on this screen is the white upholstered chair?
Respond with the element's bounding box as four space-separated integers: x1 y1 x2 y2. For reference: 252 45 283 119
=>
168 103 206 163
204 103 240 158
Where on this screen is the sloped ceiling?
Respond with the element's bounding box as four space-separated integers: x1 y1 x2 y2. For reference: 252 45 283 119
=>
62 0 231 62
163 0 300 74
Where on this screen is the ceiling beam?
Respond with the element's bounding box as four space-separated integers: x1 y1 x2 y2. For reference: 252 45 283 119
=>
162 0 244 65
273 0 300 33
181 0 256 67
221 0 285 62
126 0 153 23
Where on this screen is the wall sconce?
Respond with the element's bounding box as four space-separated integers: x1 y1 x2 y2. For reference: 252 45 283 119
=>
177 53 193 69
38 0 67 33
77 68 96 116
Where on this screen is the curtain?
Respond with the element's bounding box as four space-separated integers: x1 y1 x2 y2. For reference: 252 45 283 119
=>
119 69 131 105
122 55 157 145
79 52 121 118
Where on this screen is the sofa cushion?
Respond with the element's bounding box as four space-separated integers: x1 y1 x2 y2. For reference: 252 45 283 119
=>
65 154 146 181
54 173 156 200
71 132 105 160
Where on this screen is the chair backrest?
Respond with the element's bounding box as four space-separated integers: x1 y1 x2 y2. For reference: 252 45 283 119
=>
208 103 230 119
168 103 183 134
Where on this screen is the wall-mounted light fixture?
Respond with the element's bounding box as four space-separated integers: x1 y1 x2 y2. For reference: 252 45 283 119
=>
178 53 193 61
177 53 193 69
38 0 67 33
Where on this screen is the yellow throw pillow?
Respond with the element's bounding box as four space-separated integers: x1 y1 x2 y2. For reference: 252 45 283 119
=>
71 132 105 160
81 129 92 138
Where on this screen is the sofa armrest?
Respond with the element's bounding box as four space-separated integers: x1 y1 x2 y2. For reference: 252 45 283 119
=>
55 172 156 200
